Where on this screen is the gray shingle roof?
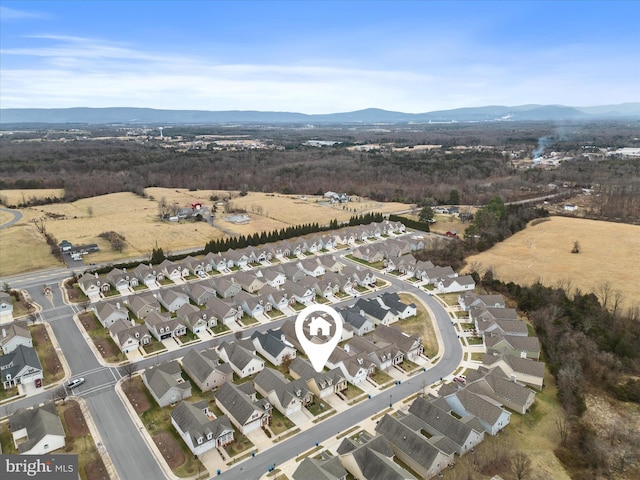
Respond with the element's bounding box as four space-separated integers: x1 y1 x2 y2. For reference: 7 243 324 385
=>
181 349 218 384
293 456 347 480
9 401 65 453
0 344 42 382
408 396 479 448
215 382 265 425
171 401 233 446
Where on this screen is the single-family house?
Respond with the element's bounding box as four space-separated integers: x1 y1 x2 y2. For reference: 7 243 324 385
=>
289 358 347 398
257 268 287 288
384 238 413 257
293 455 347 480
216 341 264 378
437 275 476 293
158 259 184 282
0 344 43 390
413 260 436 280
181 349 233 392
180 256 206 277
421 266 457 284
215 382 272 435
224 249 250 269
133 263 161 287
184 282 216 306
279 264 308 283
176 303 208 333
317 255 343 273
379 292 417 319
438 384 511 435
326 347 375 385
352 245 386 264
156 288 190 313
485 332 541 360
254 368 313 416
395 255 417 275
94 300 129 328
232 271 265 293
204 252 229 272
297 258 326 277
127 293 161 320
337 433 417 480
108 319 151 354
145 311 187 341
344 336 403 371
465 368 536 415
458 293 505 312
353 298 398 326
408 396 484 456
0 292 14 324
106 268 138 291
142 360 192 407
481 353 545 390
78 272 111 297
210 277 242 299
372 325 424 360
206 297 242 326
251 329 297 366
0 323 33 355
286 281 316 305
375 414 453 479
171 400 234 455
339 308 376 336
9 402 65 454
261 286 293 313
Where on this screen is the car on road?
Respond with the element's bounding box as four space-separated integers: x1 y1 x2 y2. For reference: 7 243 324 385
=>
67 377 85 389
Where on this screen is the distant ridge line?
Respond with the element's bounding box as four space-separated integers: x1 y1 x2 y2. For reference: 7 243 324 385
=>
1 103 638 125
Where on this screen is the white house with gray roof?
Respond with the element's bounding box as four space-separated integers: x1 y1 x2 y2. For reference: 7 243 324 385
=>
0 292 15 324
251 329 297 366
215 382 272 434
216 341 264 378
9 401 65 454
0 344 43 390
109 319 151 354
0 323 32 355
254 368 313 416
171 400 234 455
94 300 129 328
437 275 476 293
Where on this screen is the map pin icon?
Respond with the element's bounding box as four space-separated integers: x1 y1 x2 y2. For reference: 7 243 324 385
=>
295 304 343 373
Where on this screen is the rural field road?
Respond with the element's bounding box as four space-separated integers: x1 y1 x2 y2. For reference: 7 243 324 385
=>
0 206 23 229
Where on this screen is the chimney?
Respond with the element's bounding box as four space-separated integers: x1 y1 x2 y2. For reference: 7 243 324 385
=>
95 272 99 278
2 328 6 338
116 302 121 309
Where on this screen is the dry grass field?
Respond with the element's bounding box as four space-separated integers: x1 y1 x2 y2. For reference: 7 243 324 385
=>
0 188 412 276
0 188 64 205
465 216 640 313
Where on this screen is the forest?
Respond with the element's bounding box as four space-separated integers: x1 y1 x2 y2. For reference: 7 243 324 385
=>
1 120 639 221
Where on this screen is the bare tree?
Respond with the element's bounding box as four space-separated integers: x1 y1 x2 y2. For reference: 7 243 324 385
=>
555 414 571 446
596 282 613 310
50 385 69 405
511 451 532 480
121 362 136 379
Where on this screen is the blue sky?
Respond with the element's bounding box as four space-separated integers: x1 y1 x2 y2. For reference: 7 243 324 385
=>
1 1 639 113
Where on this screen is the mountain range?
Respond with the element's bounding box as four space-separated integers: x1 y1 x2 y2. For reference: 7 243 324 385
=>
1 103 638 125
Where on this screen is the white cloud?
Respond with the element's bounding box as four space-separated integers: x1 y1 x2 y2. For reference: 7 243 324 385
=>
0 6 50 20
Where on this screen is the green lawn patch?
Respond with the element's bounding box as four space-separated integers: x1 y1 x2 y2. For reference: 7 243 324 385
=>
225 432 254 458
0 386 19 403
401 359 419 372
266 309 283 319
292 303 306 311
467 336 484 345
344 384 365 400
372 369 394 385
133 283 148 291
439 293 460 306
178 332 199 344
212 324 231 335
335 291 349 299
460 322 475 329
270 409 295 435
307 401 332 417
241 315 259 326
397 293 439 358
143 340 167 355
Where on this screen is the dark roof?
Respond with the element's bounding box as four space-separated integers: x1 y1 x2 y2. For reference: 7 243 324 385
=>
9 401 65 453
408 396 480 447
171 401 233 445
293 456 347 480
215 382 265 425
0 344 42 382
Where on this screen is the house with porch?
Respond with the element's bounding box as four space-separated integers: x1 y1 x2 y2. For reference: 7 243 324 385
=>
326 347 375 385
184 282 216 306
145 311 187 341
210 277 242 299
127 293 161 320
107 268 138 291
353 298 398 326
254 368 313 416
206 297 242 326
344 336 403 371
372 325 423 360
465 368 536 415
337 433 415 480
78 272 111 298
437 275 476 293
0 344 43 390
251 329 297 366
171 400 234 455
133 263 162 287
485 332 541 360
204 252 229 273
232 271 265 293
176 304 212 333
180 256 206 277
158 259 185 282
339 308 375 336
379 292 417 319
481 353 545 390
156 288 191 313
289 357 348 398
109 319 151 354
438 384 511 435
215 382 272 435
257 268 287 288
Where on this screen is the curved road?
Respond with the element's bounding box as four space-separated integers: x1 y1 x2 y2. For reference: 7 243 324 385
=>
0 206 23 229
0 247 464 480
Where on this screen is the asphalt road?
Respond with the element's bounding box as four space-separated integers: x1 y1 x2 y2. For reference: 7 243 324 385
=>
0 244 464 480
0 206 23 229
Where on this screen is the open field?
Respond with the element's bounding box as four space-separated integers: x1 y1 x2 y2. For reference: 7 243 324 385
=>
0 188 64 205
465 216 640 313
0 188 412 276
0 223 61 276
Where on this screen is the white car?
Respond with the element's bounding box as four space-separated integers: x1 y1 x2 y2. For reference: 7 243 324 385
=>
67 377 85 389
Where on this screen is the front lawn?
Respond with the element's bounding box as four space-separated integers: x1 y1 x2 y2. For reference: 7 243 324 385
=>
30 324 64 384
372 369 394 385
212 324 231 335
270 409 295 435
343 384 365 400
225 432 254 457
397 293 439 358
142 340 167 355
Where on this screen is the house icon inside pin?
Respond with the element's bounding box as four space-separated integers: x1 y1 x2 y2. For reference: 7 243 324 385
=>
308 316 332 337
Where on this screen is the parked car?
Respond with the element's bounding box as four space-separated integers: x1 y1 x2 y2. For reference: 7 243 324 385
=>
67 377 85 389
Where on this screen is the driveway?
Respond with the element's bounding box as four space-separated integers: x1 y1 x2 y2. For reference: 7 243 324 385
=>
0 206 23 229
